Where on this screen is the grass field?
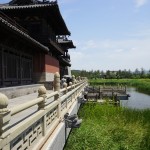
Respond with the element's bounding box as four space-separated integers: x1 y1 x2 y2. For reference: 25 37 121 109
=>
64 103 150 150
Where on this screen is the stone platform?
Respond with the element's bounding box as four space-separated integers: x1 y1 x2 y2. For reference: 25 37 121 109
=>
0 84 44 99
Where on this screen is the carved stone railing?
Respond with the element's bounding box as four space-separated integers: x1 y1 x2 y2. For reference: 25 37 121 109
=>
0 73 87 150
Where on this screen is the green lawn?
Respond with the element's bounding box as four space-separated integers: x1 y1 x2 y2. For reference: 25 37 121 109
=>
64 103 150 150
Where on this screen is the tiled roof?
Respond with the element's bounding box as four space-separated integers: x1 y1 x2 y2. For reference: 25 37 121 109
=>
0 3 57 10
0 16 49 52
0 2 71 35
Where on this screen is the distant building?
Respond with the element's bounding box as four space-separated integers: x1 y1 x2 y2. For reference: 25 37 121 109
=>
0 0 75 87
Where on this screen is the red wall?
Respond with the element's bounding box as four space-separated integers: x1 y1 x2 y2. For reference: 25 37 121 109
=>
33 53 59 73
45 54 59 73
33 53 45 72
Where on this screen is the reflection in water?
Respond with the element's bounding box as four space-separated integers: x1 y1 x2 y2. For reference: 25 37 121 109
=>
120 87 150 109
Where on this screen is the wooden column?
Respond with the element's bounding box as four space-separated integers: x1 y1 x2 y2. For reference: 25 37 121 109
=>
20 53 23 85
2 48 5 87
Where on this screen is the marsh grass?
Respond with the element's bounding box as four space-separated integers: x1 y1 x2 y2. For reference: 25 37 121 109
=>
64 103 150 150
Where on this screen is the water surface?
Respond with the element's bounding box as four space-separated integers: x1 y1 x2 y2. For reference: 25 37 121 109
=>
121 87 150 109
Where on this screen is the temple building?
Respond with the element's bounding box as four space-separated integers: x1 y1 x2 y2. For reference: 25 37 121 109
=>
0 0 75 88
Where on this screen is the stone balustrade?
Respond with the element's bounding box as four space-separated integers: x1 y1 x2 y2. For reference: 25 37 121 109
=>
0 73 88 150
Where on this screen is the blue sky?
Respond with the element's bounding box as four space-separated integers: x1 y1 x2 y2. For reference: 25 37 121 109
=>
1 0 150 71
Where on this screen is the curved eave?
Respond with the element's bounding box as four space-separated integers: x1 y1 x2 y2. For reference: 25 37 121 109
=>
51 4 70 35
0 16 49 52
0 3 71 35
49 39 64 55
59 57 71 67
58 41 76 49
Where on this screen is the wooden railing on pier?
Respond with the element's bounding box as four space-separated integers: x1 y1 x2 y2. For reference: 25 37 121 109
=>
87 85 129 100
0 73 87 150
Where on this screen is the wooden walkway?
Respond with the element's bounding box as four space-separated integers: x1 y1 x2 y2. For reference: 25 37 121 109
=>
86 86 130 100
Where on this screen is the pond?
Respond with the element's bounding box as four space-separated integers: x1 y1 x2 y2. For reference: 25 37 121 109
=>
121 87 150 109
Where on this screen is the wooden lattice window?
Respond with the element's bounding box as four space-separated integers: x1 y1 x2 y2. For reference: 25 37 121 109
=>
4 51 19 80
22 56 32 79
1 48 33 86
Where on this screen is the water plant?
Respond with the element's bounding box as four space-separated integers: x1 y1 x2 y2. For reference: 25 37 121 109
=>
64 103 150 150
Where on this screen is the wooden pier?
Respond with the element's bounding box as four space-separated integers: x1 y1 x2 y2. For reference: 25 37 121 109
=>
85 86 130 101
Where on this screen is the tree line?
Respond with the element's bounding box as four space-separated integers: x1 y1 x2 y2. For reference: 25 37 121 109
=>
71 68 150 79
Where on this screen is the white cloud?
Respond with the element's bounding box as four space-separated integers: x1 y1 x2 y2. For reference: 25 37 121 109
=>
114 49 124 53
134 0 148 8
70 38 150 71
126 29 150 37
82 40 98 50
70 51 84 60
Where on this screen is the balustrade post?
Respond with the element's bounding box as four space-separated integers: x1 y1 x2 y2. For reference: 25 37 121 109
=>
63 82 68 108
63 82 67 94
38 86 47 110
72 75 75 86
0 93 11 141
38 86 47 136
72 75 75 99
69 82 73 102
74 79 77 85
78 76 81 82
74 78 77 96
54 72 60 99
69 82 73 88
54 72 61 119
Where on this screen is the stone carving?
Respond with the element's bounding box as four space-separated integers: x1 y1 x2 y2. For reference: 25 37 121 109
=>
38 86 47 97
10 119 43 150
46 107 58 129
0 93 10 139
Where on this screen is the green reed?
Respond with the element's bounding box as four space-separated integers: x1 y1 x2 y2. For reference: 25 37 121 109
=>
64 103 150 150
